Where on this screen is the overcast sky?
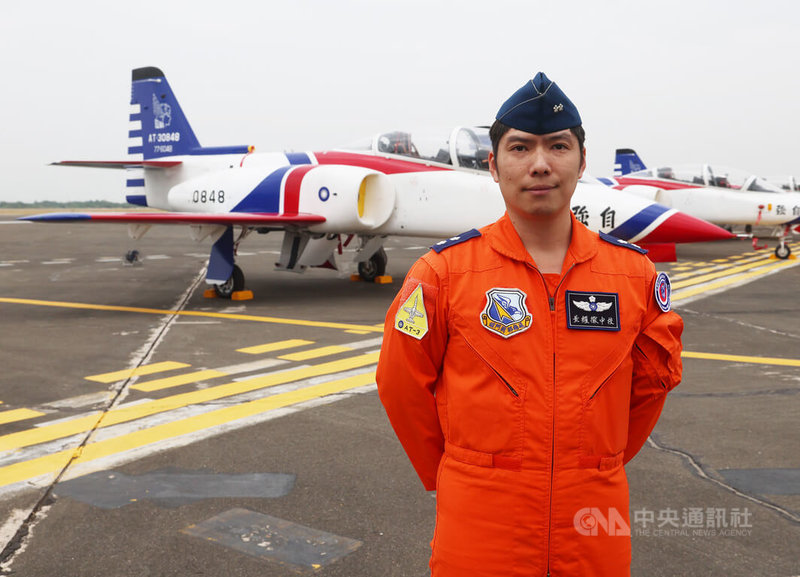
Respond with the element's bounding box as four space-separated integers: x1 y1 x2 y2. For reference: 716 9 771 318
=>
2 0 798 202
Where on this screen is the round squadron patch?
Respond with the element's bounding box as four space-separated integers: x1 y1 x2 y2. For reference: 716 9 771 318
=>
394 283 429 339
480 288 532 338
654 272 671 312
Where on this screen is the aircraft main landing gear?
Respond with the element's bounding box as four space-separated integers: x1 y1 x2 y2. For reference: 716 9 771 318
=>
357 248 388 282
213 264 245 298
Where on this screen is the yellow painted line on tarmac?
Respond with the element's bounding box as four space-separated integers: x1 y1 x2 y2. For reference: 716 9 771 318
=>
131 369 228 393
278 345 353 361
85 361 191 383
344 323 387 335
0 371 376 490
682 351 800 367
671 256 780 289
0 351 379 452
672 260 796 301
0 408 45 426
0 297 384 333
237 339 314 355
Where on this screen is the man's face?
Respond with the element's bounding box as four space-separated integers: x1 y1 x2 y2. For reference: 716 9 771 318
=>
488 128 586 222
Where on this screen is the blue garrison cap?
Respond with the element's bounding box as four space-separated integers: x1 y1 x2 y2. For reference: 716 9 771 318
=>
496 72 582 134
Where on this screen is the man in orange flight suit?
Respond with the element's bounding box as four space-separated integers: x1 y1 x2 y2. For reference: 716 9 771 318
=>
376 73 683 576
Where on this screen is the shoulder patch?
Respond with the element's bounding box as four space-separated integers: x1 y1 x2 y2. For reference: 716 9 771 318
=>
394 283 429 339
654 272 672 312
598 231 648 255
431 229 481 253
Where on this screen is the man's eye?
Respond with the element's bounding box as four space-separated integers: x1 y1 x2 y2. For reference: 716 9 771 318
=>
553 143 567 150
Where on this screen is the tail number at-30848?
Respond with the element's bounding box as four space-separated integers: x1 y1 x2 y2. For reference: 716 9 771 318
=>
192 190 225 204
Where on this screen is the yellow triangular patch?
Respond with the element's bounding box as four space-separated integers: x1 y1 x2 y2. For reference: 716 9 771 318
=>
394 283 429 339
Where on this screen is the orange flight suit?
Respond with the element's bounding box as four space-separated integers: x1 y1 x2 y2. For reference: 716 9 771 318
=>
376 213 683 576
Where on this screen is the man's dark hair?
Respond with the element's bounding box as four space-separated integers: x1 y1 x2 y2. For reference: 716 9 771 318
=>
489 120 586 156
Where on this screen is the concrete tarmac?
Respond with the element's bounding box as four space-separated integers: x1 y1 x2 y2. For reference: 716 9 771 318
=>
0 214 798 576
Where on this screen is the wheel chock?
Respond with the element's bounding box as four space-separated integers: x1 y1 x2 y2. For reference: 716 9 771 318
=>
203 288 218 298
375 275 393 284
231 290 254 301
350 274 363 282
768 254 796 261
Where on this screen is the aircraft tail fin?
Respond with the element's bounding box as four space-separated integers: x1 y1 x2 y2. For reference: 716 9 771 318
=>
125 67 252 206
129 67 201 159
128 66 252 160
614 148 647 176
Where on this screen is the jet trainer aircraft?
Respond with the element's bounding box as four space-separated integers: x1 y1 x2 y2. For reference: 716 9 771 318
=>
604 148 800 259
22 68 733 297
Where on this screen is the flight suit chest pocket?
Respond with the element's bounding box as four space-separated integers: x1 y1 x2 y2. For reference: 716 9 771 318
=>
580 353 634 458
438 312 527 455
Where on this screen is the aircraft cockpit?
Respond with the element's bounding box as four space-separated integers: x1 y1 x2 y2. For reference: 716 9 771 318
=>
765 175 799 192
347 127 493 171
630 164 785 193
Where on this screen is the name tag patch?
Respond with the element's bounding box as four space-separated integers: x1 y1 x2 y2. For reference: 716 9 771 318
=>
566 291 620 331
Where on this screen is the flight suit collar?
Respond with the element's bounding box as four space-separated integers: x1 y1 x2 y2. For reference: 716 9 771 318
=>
486 212 599 270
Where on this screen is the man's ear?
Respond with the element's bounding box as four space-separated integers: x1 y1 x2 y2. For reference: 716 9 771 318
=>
488 151 500 183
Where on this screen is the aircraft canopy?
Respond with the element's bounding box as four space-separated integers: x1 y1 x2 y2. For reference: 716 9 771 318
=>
342 127 493 171
629 164 785 193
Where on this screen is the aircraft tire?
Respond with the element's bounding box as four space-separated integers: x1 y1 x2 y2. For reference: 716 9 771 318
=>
775 244 791 260
214 264 245 298
358 248 387 282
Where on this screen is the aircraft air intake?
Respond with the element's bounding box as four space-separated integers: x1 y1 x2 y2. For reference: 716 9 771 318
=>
297 166 396 232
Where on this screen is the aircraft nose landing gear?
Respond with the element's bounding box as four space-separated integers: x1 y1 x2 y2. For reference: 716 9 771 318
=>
775 243 791 260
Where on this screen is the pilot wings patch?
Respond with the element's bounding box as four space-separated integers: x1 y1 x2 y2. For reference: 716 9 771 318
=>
394 283 429 339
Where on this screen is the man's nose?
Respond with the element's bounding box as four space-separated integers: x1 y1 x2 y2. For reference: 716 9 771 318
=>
528 149 551 175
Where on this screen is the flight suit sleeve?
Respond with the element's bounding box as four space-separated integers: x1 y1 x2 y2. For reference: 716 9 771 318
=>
624 270 683 464
376 256 448 490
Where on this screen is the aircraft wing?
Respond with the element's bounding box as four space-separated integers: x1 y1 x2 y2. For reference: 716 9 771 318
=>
20 212 326 226
51 160 183 169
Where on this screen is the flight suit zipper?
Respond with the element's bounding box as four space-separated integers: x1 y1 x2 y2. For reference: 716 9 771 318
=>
527 262 575 577
463 337 519 397
589 377 611 402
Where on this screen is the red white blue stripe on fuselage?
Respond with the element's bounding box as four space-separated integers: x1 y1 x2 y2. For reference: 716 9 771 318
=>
607 203 677 243
232 150 449 214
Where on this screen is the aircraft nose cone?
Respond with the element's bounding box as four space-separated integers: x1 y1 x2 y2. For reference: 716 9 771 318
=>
640 211 735 244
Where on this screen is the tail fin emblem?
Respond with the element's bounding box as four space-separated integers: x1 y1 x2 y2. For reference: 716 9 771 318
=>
152 94 172 129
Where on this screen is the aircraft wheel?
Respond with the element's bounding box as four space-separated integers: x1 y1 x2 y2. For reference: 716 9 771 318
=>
775 244 791 260
214 265 245 298
358 248 387 282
